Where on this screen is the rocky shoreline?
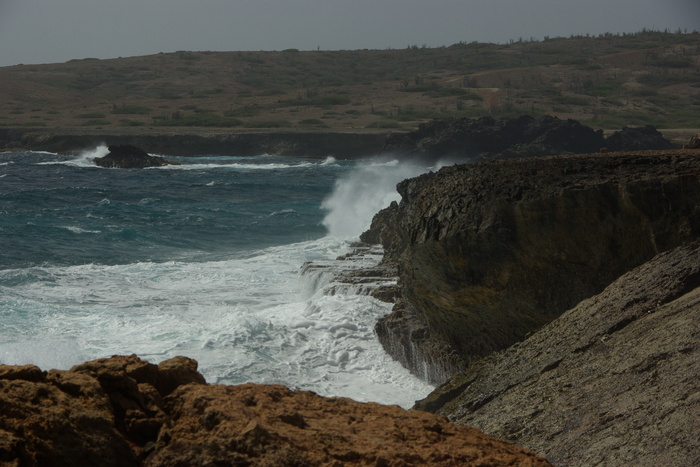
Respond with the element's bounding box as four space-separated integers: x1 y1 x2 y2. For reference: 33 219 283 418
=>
0 127 387 158
0 355 550 466
361 149 700 384
356 143 700 464
2 118 700 464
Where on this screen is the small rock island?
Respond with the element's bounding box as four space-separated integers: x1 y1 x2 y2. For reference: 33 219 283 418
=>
94 144 179 168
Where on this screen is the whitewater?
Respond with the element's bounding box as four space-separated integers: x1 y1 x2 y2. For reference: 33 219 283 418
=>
0 147 434 407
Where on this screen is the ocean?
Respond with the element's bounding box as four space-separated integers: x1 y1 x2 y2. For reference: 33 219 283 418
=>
0 146 434 408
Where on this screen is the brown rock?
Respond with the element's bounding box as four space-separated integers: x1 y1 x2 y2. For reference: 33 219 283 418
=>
418 241 700 466
148 383 550 466
0 366 136 466
0 355 550 466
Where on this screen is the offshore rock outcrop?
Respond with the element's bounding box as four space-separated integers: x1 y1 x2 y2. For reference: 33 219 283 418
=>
94 144 179 168
0 355 551 466
0 128 386 158
362 150 700 384
381 115 675 161
416 241 700 466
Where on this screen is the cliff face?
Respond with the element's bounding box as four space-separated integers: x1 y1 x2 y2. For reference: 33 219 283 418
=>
416 241 700 466
362 150 700 383
0 355 550 466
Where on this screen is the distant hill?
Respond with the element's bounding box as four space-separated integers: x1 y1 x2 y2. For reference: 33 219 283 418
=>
1 30 698 131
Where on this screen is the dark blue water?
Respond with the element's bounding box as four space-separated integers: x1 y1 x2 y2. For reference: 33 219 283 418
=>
0 150 342 268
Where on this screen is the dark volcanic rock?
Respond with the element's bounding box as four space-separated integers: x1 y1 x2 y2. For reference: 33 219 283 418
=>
364 150 700 384
417 241 700 466
0 355 550 466
687 132 700 149
604 125 676 152
94 144 179 168
382 115 606 161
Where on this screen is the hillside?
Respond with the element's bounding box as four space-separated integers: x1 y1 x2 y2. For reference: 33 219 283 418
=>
1 31 698 132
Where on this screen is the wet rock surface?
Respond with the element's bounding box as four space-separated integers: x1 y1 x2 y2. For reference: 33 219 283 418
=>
363 150 700 383
93 144 179 168
0 355 550 466
417 241 700 466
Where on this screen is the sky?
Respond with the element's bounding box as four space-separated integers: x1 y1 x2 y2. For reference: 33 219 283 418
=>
0 0 698 67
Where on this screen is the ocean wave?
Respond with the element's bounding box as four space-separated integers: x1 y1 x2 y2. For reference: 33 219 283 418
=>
58 225 102 234
0 237 433 408
321 160 431 238
159 161 318 171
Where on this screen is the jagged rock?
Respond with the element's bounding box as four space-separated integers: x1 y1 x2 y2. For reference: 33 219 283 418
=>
93 144 179 168
416 241 700 466
604 125 676 151
686 132 700 149
363 151 700 383
0 355 551 466
382 115 606 160
148 383 550 466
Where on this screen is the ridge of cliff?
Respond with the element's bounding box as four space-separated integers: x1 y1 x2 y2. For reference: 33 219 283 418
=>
0 355 550 466
415 240 700 466
361 149 700 383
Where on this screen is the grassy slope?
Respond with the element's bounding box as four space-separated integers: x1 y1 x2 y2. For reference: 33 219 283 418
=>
0 31 698 131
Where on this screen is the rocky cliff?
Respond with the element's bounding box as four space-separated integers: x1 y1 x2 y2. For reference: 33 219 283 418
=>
415 241 700 466
381 115 675 161
362 149 700 384
0 355 550 466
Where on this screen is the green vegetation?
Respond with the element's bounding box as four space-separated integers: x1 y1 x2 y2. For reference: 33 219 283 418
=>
244 120 293 128
78 112 107 119
112 105 151 115
155 113 242 127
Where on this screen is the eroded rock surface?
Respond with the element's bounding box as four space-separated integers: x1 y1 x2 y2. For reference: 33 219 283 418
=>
0 355 550 466
417 241 700 466
362 150 700 383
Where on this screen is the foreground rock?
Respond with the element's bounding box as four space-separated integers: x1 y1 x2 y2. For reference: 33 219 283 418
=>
0 355 550 466
417 241 700 466
382 115 675 161
362 150 700 383
93 144 179 168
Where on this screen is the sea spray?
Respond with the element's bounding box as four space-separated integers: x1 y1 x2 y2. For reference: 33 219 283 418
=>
0 151 435 408
321 158 431 239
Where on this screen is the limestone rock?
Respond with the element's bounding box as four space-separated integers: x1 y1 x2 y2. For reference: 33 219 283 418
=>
148 383 550 466
364 151 700 383
417 241 700 466
0 355 551 466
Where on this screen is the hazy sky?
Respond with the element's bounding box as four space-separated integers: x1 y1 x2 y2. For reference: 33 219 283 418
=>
0 0 698 67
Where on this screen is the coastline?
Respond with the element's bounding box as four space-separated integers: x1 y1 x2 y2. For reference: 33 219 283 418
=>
2 126 696 159
0 126 392 158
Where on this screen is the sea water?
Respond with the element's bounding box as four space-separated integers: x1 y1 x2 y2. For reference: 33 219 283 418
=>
0 147 434 407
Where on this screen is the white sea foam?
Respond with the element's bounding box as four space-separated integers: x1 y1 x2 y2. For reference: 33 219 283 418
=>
38 144 110 167
321 158 431 239
58 225 102 234
320 156 337 166
0 236 434 408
